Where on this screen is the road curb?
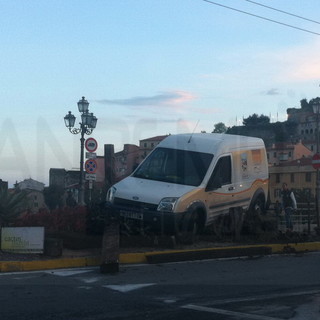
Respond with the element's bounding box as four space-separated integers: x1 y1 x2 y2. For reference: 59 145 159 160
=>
1 242 320 273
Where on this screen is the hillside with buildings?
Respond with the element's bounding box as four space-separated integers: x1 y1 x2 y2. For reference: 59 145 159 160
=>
2 98 320 212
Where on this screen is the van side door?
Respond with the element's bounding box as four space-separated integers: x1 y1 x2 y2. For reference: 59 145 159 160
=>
205 155 235 222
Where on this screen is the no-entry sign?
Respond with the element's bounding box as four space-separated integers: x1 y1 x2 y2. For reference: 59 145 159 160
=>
85 138 98 152
312 153 320 169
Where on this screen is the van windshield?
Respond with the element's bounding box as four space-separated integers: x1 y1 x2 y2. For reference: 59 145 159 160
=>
133 147 213 186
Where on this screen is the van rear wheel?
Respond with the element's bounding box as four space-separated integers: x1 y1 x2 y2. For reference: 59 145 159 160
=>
250 195 265 216
243 195 265 235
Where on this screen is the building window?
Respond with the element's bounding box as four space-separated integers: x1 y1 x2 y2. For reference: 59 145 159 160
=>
267 153 269 160
279 153 288 161
276 173 280 183
290 173 294 183
274 189 281 198
301 130 304 135
274 152 277 158
306 172 312 182
288 152 292 157
144 142 147 148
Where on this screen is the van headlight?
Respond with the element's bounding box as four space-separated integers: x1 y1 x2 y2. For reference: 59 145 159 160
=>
157 197 178 212
106 186 117 203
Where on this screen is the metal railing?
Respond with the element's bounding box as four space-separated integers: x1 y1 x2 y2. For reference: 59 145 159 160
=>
271 202 317 234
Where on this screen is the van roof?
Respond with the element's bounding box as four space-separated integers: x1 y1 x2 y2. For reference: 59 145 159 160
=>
158 133 265 154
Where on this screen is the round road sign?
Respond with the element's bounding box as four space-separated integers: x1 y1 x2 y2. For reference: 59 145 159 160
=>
312 153 320 169
85 137 98 152
85 159 98 174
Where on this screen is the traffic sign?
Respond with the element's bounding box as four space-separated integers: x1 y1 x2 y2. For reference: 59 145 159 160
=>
85 173 96 181
312 153 320 169
85 159 98 174
85 137 98 152
86 152 97 159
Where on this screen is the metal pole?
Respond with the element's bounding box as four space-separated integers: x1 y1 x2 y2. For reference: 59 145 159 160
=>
316 110 320 228
308 201 311 235
79 127 85 206
317 170 320 228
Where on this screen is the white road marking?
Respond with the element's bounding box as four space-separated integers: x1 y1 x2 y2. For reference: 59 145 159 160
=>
209 289 320 305
46 269 94 277
0 267 98 277
104 283 155 293
182 304 283 320
292 295 320 320
81 277 100 284
164 299 177 304
13 275 40 280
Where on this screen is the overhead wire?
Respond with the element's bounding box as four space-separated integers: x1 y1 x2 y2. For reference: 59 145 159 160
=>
243 0 320 25
201 0 320 36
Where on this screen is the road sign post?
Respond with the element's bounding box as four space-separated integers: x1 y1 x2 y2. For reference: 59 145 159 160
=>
312 153 320 229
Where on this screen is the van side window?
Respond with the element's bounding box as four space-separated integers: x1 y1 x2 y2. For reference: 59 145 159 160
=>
206 156 231 191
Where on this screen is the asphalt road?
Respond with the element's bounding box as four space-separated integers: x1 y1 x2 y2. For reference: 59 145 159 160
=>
1 252 320 319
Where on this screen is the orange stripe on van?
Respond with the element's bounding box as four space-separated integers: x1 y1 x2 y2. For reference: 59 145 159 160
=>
212 178 269 196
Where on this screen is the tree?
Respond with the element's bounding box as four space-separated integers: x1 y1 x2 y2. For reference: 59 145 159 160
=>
309 97 320 110
300 98 309 110
243 114 270 126
43 185 65 210
0 189 27 227
212 122 227 133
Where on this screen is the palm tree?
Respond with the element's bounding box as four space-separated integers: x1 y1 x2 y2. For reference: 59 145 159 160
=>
0 189 27 227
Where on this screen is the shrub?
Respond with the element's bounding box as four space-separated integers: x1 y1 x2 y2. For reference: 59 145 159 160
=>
14 206 87 233
0 189 28 227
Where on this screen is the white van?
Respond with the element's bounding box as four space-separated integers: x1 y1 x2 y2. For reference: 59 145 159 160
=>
106 133 268 236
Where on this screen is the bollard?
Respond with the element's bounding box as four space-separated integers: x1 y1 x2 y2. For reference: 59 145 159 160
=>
230 207 244 242
307 201 311 235
100 220 120 274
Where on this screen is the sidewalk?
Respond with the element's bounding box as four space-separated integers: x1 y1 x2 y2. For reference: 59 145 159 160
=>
1 241 320 273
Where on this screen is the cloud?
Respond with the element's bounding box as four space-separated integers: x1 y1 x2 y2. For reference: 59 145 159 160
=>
194 107 223 114
274 39 320 83
261 88 280 96
95 91 196 108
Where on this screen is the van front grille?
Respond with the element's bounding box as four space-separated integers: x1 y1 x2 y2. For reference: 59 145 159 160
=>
113 198 158 212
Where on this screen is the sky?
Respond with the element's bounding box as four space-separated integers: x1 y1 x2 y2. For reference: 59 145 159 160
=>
1 0 320 187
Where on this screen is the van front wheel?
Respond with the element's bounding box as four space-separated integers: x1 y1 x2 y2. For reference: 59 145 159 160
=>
177 211 200 244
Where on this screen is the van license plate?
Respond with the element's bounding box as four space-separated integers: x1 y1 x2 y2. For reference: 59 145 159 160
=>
120 210 143 220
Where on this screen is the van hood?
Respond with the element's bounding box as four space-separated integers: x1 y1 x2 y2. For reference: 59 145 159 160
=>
113 177 195 205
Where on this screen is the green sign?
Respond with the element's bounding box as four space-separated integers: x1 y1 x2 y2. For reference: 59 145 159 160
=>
1 227 45 253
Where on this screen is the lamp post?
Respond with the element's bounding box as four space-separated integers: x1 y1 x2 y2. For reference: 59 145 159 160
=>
313 102 320 228
64 97 97 206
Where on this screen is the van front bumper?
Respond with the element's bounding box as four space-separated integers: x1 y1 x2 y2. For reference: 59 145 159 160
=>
105 201 183 235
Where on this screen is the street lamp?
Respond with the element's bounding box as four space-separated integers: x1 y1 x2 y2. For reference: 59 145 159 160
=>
313 102 320 228
64 97 98 205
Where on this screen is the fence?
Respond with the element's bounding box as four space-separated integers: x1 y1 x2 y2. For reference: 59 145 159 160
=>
273 202 318 234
